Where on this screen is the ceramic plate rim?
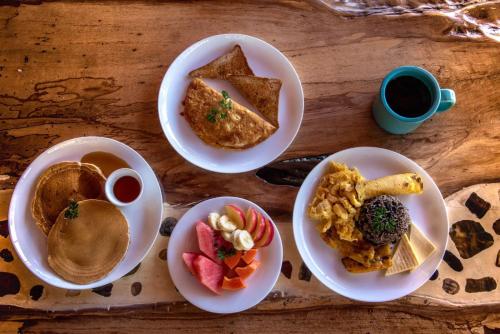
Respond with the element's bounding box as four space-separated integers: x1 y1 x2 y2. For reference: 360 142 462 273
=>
167 196 283 313
292 146 448 302
8 136 164 290
157 33 304 173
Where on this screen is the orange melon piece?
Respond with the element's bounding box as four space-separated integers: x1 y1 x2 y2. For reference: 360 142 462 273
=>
235 260 260 280
223 251 242 270
241 249 257 265
222 276 246 290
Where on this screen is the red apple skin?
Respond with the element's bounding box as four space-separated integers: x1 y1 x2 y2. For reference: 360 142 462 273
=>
245 208 258 234
225 204 246 230
261 218 274 247
254 217 273 248
251 212 266 242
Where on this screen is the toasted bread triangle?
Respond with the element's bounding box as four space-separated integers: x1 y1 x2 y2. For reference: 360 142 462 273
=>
183 78 276 150
228 75 282 127
189 45 254 79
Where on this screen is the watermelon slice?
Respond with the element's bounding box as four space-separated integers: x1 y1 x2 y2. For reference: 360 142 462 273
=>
193 255 224 294
182 252 199 276
196 221 223 263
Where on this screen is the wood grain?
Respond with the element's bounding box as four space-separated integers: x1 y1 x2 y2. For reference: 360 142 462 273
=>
0 0 499 332
1 301 500 334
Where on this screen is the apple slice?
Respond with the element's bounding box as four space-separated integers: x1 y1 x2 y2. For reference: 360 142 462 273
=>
225 204 246 230
254 217 274 248
251 212 266 242
244 208 258 234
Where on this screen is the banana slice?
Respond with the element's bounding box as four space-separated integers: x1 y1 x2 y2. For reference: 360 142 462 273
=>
207 212 220 230
217 215 237 232
221 231 233 242
233 229 254 251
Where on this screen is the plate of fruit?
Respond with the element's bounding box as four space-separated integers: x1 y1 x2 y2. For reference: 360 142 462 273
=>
167 196 283 313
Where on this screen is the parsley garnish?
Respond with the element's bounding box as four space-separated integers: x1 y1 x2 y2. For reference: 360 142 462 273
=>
206 90 232 123
64 200 79 219
219 90 232 110
207 108 218 123
217 247 236 260
372 206 396 233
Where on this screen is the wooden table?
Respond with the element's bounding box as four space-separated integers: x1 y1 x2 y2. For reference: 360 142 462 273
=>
0 1 499 333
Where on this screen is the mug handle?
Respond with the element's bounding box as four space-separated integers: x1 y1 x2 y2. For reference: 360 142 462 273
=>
437 89 456 112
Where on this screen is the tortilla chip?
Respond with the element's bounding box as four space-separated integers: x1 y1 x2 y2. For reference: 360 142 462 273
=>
228 75 282 127
189 45 254 79
183 78 276 150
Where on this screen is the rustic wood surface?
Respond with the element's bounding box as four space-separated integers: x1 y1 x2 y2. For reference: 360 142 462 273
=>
0 0 499 333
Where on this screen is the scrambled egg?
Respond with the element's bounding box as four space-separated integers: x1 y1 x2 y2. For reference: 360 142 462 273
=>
308 161 392 273
308 161 364 241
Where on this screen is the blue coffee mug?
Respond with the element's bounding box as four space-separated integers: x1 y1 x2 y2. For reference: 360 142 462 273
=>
372 66 456 134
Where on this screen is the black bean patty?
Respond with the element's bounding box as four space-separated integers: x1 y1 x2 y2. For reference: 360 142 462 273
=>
357 195 410 246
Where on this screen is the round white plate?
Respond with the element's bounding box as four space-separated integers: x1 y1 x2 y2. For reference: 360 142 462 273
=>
293 147 448 302
8 136 164 290
158 33 304 173
168 196 283 313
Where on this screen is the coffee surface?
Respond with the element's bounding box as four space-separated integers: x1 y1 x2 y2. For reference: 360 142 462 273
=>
386 76 432 118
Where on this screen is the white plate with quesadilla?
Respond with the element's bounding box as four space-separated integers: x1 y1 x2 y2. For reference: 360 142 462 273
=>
158 34 304 173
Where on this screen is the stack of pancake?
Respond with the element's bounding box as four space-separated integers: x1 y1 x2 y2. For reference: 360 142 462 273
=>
184 45 282 150
32 161 130 284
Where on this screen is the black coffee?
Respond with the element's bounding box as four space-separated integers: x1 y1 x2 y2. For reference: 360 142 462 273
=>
385 76 432 118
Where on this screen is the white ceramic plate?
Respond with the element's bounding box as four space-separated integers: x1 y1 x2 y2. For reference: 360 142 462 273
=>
8 136 164 289
293 147 448 302
168 196 283 313
158 34 304 173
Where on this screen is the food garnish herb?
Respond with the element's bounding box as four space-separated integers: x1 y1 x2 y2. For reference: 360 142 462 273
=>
219 90 232 110
372 206 396 233
217 247 236 260
206 90 232 123
64 200 79 219
207 108 219 123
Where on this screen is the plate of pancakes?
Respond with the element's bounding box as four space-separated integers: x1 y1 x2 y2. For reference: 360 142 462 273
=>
158 33 304 173
8 136 163 289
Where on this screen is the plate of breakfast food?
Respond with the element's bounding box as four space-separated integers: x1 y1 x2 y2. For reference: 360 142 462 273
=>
293 147 448 302
167 197 282 313
158 33 304 173
8 136 163 289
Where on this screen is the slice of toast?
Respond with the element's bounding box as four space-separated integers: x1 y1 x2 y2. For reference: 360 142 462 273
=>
189 45 254 79
228 75 282 127
183 78 276 150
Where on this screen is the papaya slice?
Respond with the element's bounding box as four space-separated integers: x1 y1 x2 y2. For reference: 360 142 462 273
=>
222 276 246 290
235 260 260 280
223 251 242 270
241 249 257 265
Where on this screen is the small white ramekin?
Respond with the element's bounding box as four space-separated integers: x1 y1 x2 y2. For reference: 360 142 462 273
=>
105 168 143 207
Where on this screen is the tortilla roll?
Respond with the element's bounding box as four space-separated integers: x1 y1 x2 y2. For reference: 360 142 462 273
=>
357 173 423 200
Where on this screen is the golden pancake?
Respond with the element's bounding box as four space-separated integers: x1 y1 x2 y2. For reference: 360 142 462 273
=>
183 78 276 149
228 75 282 127
32 161 106 235
48 199 129 284
189 45 254 79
